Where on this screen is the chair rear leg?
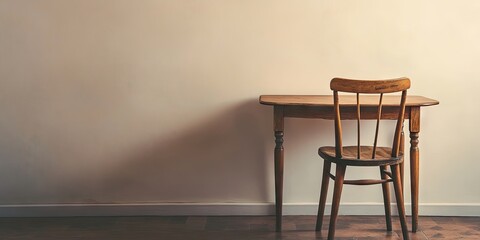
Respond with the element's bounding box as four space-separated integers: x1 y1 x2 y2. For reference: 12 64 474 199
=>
380 165 392 231
392 164 410 240
328 164 346 240
316 160 332 231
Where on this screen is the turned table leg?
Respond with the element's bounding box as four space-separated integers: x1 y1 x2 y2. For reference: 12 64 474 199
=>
409 107 420 232
274 106 284 232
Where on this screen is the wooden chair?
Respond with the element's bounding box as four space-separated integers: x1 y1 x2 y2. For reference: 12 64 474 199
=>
315 78 410 240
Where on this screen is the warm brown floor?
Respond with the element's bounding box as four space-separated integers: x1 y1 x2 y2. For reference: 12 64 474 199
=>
0 216 478 240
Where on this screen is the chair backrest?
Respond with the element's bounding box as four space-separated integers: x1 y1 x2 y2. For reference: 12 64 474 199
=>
330 77 410 159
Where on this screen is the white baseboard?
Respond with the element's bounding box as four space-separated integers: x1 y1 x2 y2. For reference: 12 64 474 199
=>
0 202 479 217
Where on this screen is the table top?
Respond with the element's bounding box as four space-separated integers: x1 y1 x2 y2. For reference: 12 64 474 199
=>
259 95 439 107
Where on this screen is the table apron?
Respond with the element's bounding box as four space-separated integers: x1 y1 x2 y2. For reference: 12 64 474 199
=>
283 105 412 120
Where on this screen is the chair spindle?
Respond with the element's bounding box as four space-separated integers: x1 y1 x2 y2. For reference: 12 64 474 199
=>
392 90 408 157
356 93 361 159
372 93 384 159
334 91 343 158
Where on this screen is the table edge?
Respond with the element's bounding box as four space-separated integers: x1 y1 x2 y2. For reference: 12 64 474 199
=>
259 95 440 107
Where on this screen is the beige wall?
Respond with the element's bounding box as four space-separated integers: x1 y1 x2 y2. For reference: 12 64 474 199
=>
0 0 479 208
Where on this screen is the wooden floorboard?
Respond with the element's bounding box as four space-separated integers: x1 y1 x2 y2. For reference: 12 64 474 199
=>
0 216 478 239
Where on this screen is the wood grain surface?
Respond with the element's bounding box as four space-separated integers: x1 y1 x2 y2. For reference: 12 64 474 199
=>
0 216 477 240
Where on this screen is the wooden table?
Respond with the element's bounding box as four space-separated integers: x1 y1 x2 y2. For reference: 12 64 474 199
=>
259 95 439 232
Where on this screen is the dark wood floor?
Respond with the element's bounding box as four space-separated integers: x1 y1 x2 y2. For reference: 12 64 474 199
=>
0 215 478 239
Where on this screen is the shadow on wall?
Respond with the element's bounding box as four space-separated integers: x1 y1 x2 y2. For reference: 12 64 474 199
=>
100 99 273 203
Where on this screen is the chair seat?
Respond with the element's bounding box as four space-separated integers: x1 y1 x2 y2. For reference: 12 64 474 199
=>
318 146 403 166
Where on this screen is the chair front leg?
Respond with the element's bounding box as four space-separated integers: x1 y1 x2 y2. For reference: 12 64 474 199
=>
392 164 410 240
316 160 332 231
328 164 347 240
380 165 392 231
